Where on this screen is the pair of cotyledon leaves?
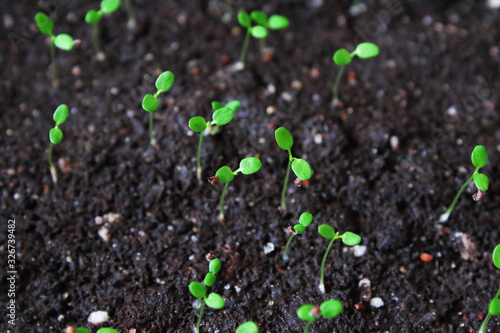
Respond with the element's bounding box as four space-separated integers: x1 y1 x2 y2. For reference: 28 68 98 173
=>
49 105 69 144
85 0 121 24
215 157 262 183
471 145 489 191
238 10 289 39
333 42 379 66
35 13 74 51
188 100 240 133
75 328 118 333
297 299 343 322
236 321 259 333
189 258 224 310
318 224 361 246
292 212 313 234
487 244 500 316
275 127 312 181
142 71 175 112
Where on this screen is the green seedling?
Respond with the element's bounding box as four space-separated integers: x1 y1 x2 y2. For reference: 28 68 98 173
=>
141 71 175 145
188 253 225 333
318 224 361 293
85 0 121 60
478 244 500 333
125 0 136 30
35 12 74 88
440 145 489 223
75 328 119 333
189 100 240 180
275 127 312 209
237 10 289 68
283 212 313 260
297 299 343 333
209 157 261 222
48 104 69 184
332 42 379 106
236 321 258 333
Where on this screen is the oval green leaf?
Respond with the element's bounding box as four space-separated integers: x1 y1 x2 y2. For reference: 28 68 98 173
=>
320 299 343 319
250 10 268 26
211 101 224 111
355 42 379 59
236 321 258 333
75 328 90 333
209 258 221 274
212 107 234 126
35 13 53 35
189 116 207 133
155 71 174 93
299 212 313 227
206 293 224 309
240 157 261 175
225 100 240 112
294 224 305 234
54 34 74 51
333 49 352 66
216 166 234 183
275 127 293 151
489 298 500 316
493 244 500 269
292 159 312 181
49 128 63 144
238 11 251 28
471 145 488 168
53 104 69 124
318 224 335 239
473 172 489 191
188 281 206 299
97 329 119 333
268 15 289 30
342 232 361 246
85 10 100 24
204 272 216 287
101 0 121 14
142 94 159 112
250 26 268 39
297 304 315 321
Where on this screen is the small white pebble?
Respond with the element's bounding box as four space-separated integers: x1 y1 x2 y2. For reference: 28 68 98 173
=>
13 193 21 200
266 83 276 95
3 14 14 28
281 92 293 102
266 106 276 114
224 284 231 290
291 80 302 91
235 286 241 294
189 255 195 261
353 245 367 257
263 242 275 254
87 311 109 325
57 314 64 322
314 134 322 144
390 136 399 151
98 227 110 242
370 297 384 308
447 106 457 116
358 278 371 287
95 216 103 225
487 0 500 8
110 87 119 95
268 300 274 306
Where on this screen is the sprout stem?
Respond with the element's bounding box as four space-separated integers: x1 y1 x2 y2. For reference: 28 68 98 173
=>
91 22 104 59
283 234 295 261
125 0 137 30
320 237 336 294
332 64 345 106
149 111 156 145
50 39 58 88
259 38 266 55
48 143 57 184
479 285 500 333
440 170 477 222
219 182 230 221
280 152 292 209
195 299 206 333
223 0 231 22
238 29 251 67
303 320 313 333
196 132 204 180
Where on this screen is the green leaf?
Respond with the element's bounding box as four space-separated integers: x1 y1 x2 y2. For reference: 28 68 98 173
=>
204 272 216 287
85 10 100 24
216 166 234 183
209 258 221 274
299 212 313 227
473 172 489 191
493 244 500 269
53 104 69 125
75 328 90 333
212 107 234 126
320 299 343 319
212 101 224 111
155 71 175 93
101 0 121 14
489 298 500 316
239 157 261 175
294 224 305 234
250 26 268 39
236 321 258 333
206 293 224 309
471 145 488 168
225 100 240 112
275 127 293 151
238 11 251 28
54 34 74 51
341 232 361 246
292 159 312 181
250 10 268 26
188 281 206 299
297 304 315 321
318 224 335 239
355 42 379 59
97 329 119 333
142 94 159 112
49 128 63 144
189 117 207 133
35 13 53 35
333 49 352 66
268 15 289 30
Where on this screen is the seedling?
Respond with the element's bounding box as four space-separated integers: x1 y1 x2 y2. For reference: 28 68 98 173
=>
48 104 69 184
236 321 258 333
85 0 121 60
297 299 343 333
478 244 500 333
332 42 379 106
124 0 136 30
188 253 225 333
275 127 312 209
236 11 289 68
141 71 175 145
283 212 313 260
318 224 361 293
439 145 489 223
188 100 240 180
209 157 261 222
35 12 74 87
75 328 119 333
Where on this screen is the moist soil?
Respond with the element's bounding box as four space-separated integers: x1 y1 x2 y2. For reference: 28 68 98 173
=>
1 0 500 332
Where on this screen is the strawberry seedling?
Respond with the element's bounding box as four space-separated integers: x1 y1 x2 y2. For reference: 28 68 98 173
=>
85 0 121 60
297 299 343 333
48 104 69 184
478 244 500 333
283 212 313 261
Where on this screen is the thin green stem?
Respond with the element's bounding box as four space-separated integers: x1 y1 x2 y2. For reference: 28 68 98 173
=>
303 320 313 333
332 65 345 106
283 234 295 260
479 284 500 333
48 143 57 184
196 132 204 180
238 29 251 67
280 152 293 209
50 39 58 87
195 299 206 333
320 237 336 293
440 170 477 222
92 22 103 57
149 111 156 145
219 182 230 221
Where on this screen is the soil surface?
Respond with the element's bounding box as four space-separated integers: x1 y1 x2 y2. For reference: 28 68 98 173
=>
2 0 500 332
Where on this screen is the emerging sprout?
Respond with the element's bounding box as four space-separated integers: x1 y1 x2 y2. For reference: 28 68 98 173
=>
209 157 261 222
188 253 224 333
236 10 289 68
48 104 69 184
85 0 121 60
189 101 240 180
141 71 175 145
478 244 500 333
317 224 361 293
236 321 259 333
283 212 313 260
439 145 489 223
35 12 74 87
297 299 343 333
124 0 136 30
275 127 312 209
332 42 379 106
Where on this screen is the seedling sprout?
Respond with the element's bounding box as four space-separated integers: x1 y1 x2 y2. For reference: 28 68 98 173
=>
318 224 361 293
35 12 74 87
236 321 259 333
297 299 343 333
209 157 261 222
478 244 500 333
275 127 312 209
439 145 489 223
283 212 313 260
48 104 69 184
141 71 175 145
85 0 121 60
124 0 137 30
332 42 379 106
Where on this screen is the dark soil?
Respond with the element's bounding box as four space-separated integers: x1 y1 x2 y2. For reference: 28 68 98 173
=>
2 0 500 332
